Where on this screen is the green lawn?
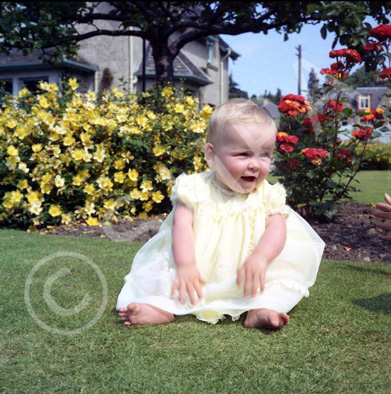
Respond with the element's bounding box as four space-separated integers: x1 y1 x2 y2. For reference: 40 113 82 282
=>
268 170 391 205
1 171 391 393
1 229 391 393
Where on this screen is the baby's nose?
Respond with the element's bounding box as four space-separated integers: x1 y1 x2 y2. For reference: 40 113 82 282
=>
248 157 261 170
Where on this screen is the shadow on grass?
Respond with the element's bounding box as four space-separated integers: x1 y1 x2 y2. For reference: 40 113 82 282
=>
336 262 391 276
353 293 391 315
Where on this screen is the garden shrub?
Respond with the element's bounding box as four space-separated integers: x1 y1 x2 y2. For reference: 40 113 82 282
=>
272 48 387 218
0 80 211 230
355 141 391 170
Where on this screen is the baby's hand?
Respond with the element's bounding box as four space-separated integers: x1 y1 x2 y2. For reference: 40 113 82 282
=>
170 265 206 305
236 255 267 297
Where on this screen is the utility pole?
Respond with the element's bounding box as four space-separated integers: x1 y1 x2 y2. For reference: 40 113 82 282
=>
296 45 302 95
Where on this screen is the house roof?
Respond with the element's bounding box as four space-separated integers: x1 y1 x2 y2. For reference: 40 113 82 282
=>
345 87 388 109
0 49 98 73
261 102 280 119
135 45 213 86
217 36 240 60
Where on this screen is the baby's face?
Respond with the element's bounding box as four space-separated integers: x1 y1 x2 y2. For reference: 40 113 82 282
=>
205 122 276 193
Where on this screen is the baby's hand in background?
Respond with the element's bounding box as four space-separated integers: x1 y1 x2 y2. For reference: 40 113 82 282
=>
236 255 267 297
170 265 206 305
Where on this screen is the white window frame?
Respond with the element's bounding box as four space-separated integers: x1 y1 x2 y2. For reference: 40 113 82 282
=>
358 94 370 110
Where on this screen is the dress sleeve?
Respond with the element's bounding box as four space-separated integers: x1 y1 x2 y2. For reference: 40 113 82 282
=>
263 182 290 217
170 173 199 210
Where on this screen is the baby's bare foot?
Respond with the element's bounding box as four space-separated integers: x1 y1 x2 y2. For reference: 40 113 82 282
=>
118 303 174 326
244 308 289 330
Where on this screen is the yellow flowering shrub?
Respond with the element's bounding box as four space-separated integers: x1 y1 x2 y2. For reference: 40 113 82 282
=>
0 81 211 229
354 141 391 170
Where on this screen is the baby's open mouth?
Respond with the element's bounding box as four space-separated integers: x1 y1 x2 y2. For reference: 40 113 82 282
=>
241 176 256 183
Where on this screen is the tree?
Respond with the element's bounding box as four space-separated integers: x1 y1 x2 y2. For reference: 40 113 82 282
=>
229 74 248 99
345 65 383 88
1 1 391 85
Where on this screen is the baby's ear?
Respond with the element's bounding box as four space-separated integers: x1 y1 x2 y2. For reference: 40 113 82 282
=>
204 143 215 167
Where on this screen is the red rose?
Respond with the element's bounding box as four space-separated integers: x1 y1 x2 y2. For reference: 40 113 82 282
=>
336 149 352 163
352 128 373 141
301 148 329 165
370 24 391 42
363 41 383 52
303 114 327 127
326 100 343 113
380 67 391 80
279 143 295 153
278 94 312 117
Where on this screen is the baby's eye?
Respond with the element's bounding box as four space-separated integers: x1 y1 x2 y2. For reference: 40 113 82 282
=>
260 152 272 158
237 152 248 157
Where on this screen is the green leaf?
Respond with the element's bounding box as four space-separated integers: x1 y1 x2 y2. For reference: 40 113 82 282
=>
320 24 327 39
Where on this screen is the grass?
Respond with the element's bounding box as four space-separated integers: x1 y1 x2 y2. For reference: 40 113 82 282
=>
268 170 391 205
1 229 391 393
1 170 391 393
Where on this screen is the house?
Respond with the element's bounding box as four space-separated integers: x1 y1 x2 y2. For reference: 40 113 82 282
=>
0 3 238 106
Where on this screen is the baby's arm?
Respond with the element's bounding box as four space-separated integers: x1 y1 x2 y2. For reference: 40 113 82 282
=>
171 202 206 305
237 214 286 297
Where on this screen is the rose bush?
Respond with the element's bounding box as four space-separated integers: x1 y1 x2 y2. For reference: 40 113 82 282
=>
0 81 211 230
271 45 385 218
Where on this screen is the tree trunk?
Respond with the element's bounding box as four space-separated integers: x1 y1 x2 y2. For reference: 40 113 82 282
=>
151 40 175 86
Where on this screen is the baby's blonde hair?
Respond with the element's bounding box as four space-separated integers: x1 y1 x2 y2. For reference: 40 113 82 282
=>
206 98 276 143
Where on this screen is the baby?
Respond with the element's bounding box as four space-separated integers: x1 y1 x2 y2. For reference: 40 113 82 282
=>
117 98 324 329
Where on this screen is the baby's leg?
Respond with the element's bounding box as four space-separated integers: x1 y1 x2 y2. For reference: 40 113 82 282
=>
244 309 289 330
118 303 174 326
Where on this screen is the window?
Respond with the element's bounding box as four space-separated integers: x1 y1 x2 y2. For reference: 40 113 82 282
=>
19 77 49 94
207 41 214 64
0 79 13 96
358 94 371 110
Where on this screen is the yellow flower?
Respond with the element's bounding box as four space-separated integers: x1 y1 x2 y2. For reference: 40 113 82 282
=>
61 213 72 224
152 191 164 203
114 158 126 170
7 146 19 156
49 204 62 217
112 87 124 98
114 171 126 183
175 104 185 113
162 87 173 97
18 162 29 173
376 108 384 114
82 150 92 162
18 88 29 98
104 198 117 210
94 150 106 163
17 179 29 190
153 145 166 156
40 182 53 194
127 169 139 182
158 165 172 181
143 201 153 212
97 176 114 191
63 134 76 146
86 217 100 226
15 125 28 139
72 174 84 186
54 175 65 188
138 212 148 219
6 119 17 129
85 202 96 215
186 96 195 105
28 202 43 215
32 144 43 153
72 149 84 161
68 78 79 90
130 188 141 200
140 179 153 192
27 226 39 233
83 184 95 195
39 96 50 109
136 115 148 127
85 91 97 101
129 126 141 134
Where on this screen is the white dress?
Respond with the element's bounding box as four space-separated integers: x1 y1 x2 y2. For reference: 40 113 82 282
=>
117 171 325 324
